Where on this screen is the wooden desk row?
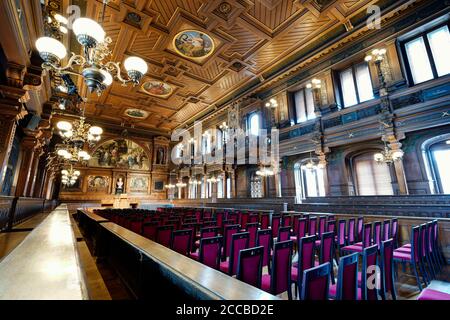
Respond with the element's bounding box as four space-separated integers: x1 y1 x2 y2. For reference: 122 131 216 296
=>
77 209 279 300
0 205 87 299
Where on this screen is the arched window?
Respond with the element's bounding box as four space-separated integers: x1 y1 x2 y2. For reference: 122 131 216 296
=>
250 172 263 198
424 138 450 194
216 129 223 150
352 152 394 195
294 162 325 202
248 113 260 136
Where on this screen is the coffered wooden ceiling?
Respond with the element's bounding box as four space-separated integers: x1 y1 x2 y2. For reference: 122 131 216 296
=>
72 0 378 133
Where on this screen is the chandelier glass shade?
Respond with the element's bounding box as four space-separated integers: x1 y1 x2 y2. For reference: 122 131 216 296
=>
189 179 202 185
61 166 81 186
206 176 219 183
56 145 91 162
164 183 176 189
36 15 148 95
175 181 187 188
256 166 274 177
374 145 404 164
56 117 102 148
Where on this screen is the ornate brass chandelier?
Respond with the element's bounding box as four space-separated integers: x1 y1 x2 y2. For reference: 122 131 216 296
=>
36 11 148 96
61 166 81 187
374 141 404 164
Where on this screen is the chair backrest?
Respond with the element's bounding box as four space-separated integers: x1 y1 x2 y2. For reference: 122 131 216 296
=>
391 218 398 247
301 262 331 300
426 222 434 254
411 225 420 263
156 225 174 247
228 232 250 275
380 239 396 300
292 214 302 236
382 220 391 241
337 220 347 246
199 236 222 269
171 229 193 256
318 216 327 236
297 235 317 286
260 214 270 230
271 214 281 238
319 231 335 264
362 223 372 248
223 224 240 258
282 215 292 228
335 253 359 300
347 218 356 244
420 224 427 258
357 217 364 242
256 229 272 267
215 211 224 228
249 214 259 224
236 246 264 289
309 217 317 236
200 226 219 239
373 221 382 248
327 220 336 233
361 244 379 300
246 222 259 248
277 226 291 243
269 240 293 295
240 212 249 229
130 219 143 234
142 222 158 240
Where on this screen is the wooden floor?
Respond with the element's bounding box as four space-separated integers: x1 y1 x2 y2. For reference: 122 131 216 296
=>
0 212 449 300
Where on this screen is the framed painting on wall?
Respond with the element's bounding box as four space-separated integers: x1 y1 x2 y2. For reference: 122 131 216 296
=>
129 176 149 193
87 176 110 193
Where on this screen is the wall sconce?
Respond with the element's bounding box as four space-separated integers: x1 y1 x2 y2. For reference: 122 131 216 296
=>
365 48 388 94
306 78 322 116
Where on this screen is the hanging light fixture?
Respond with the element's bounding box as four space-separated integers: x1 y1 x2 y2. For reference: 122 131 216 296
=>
36 10 148 96
256 166 275 177
176 181 187 188
206 175 219 183
373 141 404 164
61 165 81 187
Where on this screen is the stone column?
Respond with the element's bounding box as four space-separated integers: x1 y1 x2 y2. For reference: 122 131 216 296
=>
389 141 409 195
230 170 236 198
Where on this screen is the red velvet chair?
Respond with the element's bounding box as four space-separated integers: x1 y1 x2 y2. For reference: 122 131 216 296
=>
256 229 272 273
292 235 316 297
360 244 379 300
220 232 249 276
380 239 397 300
277 226 291 243
171 229 193 256
271 214 281 239
236 246 264 289
301 262 331 300
191 236 222 270
142 222 158 240
261 240 293 300
156 225 174 247
245 222 259 248
221 224 240 261
329 252 359 300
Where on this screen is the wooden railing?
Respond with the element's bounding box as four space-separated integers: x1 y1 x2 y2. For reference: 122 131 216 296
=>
77 209 279 300
0 196 58 231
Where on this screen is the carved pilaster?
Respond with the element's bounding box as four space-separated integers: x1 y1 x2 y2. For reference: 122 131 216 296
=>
14 130 41 197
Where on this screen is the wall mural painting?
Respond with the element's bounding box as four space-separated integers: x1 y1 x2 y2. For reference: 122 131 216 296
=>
129 176 148 193
90 139 150 170
87 176 110 193
124 108 149 119
173 30 215 59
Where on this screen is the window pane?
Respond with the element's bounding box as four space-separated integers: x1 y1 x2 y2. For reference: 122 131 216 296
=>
433 149 450 194
355 63 374 102
294 90 306 123
354 153 393 195
340 68 358 107
305 87 316 120
249 113 260 136
405 36 434 84
427 26 450 77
